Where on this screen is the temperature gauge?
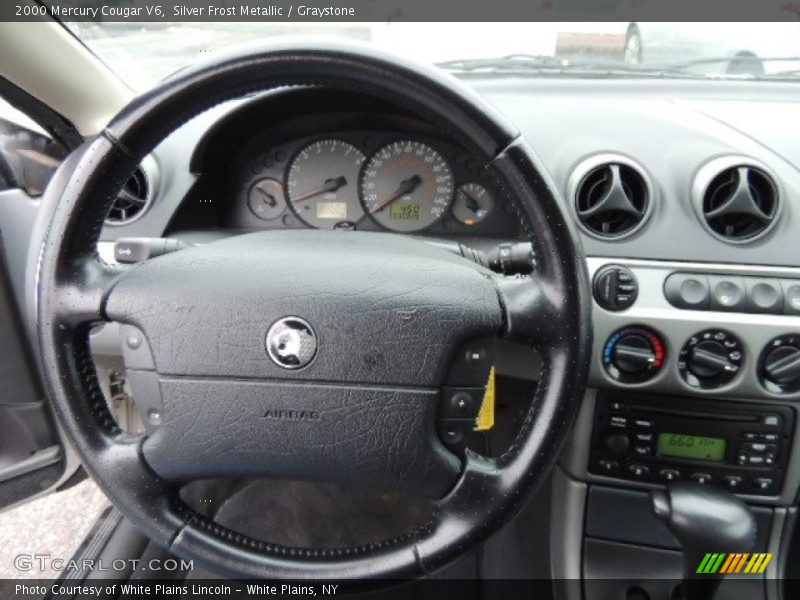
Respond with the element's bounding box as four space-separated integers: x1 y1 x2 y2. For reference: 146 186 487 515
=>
453 183 494 226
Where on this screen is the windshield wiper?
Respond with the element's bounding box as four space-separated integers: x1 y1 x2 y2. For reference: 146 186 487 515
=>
436 54 707 79
436 54 565 72
662 56 800 78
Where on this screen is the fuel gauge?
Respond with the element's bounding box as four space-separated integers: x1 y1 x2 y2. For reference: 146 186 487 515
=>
453 183 494 226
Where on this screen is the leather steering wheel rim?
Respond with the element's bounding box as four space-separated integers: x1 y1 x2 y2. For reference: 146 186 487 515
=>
36 41 592 580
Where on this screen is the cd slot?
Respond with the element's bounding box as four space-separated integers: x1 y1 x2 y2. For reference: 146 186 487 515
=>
629 405 759 423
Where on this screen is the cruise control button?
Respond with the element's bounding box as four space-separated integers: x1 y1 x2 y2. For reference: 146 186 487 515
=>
439 388 482 418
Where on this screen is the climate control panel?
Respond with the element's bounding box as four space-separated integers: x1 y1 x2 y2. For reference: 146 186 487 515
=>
590 258 800 400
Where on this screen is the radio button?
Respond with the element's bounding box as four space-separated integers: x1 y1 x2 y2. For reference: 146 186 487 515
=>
610 401 627 412
635 432 654 442
753 477 775 492
627 464 650 479
605 433 630 455
722 475 743 490
610 416 628 428
598 459 620 474
633 445 652 456
742 442 776 454
659 468 681 481
690 473 713 484
746 455 766 466
634 419 654 429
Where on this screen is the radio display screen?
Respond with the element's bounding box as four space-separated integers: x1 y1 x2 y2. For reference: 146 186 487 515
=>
657 433 727 462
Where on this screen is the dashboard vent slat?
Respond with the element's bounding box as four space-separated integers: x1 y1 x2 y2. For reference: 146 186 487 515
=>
105 159 156 225
572 159 651 239
700 165 779 242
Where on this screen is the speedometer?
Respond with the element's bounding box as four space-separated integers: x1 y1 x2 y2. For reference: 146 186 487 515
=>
360 141 454 232
286 139 366 229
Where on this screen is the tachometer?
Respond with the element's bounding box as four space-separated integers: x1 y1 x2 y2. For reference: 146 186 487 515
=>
286 139 366 229
360 141 454 232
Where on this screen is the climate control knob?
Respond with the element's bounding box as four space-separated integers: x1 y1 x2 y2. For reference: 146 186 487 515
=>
603 327 666 383
679 329 743 389
689 340 733 378
760 335 800 394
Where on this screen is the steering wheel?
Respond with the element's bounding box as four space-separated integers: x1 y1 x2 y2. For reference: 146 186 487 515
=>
36 41 591 579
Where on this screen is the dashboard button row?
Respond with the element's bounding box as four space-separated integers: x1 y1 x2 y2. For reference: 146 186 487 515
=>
664 272 800 315
595 459 777 493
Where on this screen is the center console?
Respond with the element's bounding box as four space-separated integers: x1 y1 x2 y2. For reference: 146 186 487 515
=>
551 257 800 600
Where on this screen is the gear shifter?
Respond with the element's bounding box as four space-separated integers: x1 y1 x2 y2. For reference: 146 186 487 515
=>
651 482 757 600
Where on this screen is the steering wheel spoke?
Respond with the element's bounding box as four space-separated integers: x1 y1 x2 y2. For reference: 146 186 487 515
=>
493 273 564 351
51 255 130 326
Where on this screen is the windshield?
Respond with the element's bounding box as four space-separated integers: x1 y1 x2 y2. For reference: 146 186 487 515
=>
65 22 800 90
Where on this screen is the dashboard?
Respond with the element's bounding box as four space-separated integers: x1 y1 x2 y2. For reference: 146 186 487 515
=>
91 77 800 507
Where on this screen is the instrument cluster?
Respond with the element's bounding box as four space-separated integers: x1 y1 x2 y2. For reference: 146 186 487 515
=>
231 131 511 236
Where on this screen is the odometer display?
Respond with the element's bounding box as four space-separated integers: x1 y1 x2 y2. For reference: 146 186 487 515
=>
390 203 421 221
360 141 453 232
657 433 726 462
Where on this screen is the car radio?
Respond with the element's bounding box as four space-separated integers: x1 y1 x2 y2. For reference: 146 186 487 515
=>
589 392 794 496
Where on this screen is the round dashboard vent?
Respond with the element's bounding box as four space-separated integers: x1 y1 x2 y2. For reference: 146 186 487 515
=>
570 156 652 239
692 156 781 244
105 156 157 226
698 164 779 243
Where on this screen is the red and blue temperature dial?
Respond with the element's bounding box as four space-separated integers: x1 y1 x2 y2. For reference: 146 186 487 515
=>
603 326 666 383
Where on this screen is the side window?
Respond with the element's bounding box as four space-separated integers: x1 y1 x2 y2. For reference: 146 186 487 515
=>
0 95 67 196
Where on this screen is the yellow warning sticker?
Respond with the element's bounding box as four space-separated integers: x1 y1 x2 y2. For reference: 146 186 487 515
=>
475 367 495 431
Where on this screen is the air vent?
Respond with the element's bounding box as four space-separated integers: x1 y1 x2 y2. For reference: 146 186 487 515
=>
699 164 779 243
570 156 652 239
105 156 157 226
